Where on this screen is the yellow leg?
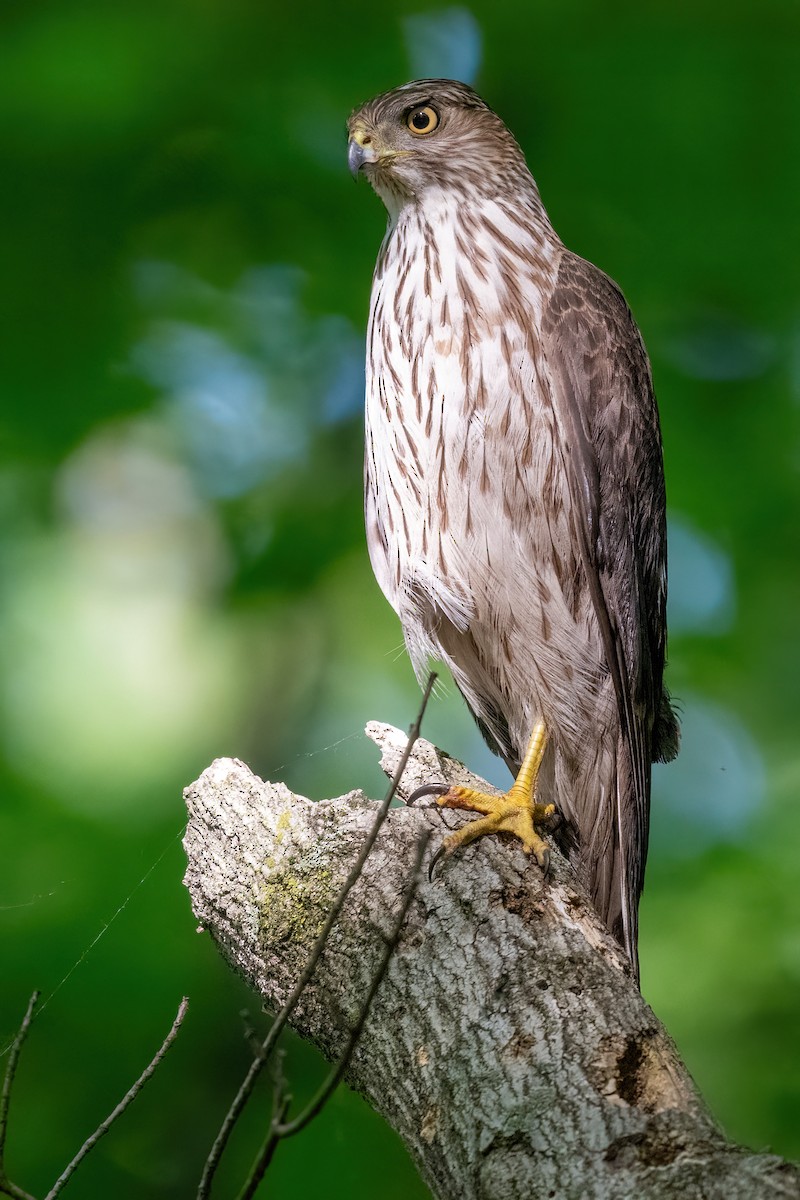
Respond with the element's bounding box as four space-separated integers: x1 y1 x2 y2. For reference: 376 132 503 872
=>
412 722 554 872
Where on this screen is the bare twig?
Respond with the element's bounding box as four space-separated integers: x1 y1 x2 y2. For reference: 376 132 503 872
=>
237 830 431 1200
275 827 430 1139
196 673 437 1199
234 1052 291 1200
0 1168 37 1199
0 991 39 1200
42 997 189 1200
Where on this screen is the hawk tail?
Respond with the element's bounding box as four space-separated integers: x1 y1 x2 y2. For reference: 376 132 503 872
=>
553 729 646 984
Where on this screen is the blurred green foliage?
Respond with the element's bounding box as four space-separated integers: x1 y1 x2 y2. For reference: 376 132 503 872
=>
1 1 799 1196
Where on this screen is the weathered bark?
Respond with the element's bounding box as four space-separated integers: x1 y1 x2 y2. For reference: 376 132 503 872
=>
183 724 799 1200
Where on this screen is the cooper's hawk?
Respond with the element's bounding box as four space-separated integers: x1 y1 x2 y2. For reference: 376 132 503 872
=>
347 79 678 979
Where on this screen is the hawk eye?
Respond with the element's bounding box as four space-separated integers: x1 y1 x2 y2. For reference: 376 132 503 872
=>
406 106 439 135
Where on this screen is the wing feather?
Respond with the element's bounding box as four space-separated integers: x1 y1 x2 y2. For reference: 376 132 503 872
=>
541 250 668 965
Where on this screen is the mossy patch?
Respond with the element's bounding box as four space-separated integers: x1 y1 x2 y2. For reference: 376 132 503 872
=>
275 808 292 841
259 861 336 948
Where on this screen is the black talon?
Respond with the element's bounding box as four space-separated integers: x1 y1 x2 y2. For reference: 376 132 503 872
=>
407 783 451 806
427 840 448 882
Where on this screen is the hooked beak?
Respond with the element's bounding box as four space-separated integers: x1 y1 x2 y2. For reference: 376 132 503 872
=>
348 129 378 177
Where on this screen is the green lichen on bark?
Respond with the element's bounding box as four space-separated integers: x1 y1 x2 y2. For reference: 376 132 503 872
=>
258 860 335 948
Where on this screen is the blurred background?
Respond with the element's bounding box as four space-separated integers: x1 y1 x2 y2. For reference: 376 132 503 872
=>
1 0 798 1195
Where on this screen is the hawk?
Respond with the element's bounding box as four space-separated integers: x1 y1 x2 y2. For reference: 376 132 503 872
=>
347 79 678 979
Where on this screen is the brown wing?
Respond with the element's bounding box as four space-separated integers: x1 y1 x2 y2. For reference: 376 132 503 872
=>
541 250 670 966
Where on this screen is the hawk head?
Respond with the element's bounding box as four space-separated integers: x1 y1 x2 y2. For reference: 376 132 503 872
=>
347 79 529 216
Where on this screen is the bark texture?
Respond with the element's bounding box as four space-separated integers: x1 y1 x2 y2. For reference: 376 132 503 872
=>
183 724 799 1200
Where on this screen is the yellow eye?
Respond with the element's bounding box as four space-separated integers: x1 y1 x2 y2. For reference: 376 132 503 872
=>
406 106 439 135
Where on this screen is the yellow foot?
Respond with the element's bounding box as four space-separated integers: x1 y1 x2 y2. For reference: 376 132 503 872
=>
409 722 554 876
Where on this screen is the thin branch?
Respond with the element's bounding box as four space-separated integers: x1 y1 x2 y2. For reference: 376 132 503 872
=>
274 828 431 1139
0 1169 37 1200
234 1053 291 1200
196 673 437 1200
0 991 39 1200
236 832 430 1197
43 997 189 1200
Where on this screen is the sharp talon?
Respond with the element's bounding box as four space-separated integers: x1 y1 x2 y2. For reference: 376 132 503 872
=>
427 841 448 882
407 783 451 806
538 847 551 878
